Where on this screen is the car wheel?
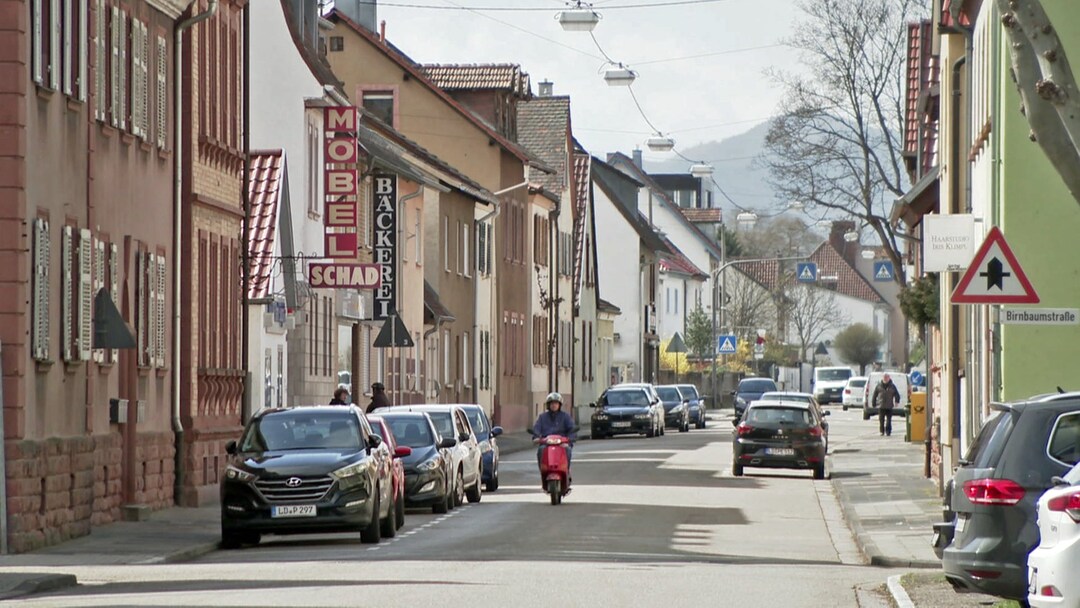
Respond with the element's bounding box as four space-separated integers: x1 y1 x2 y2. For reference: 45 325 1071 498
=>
680 417 689 433
433 488 450 514
732 462 744 477
453 469 465 507
486 462 500 492
395 491 406 529
813 463 826 480
220 528 243 550
590 430 603 440
862 409 870 421
360 488 382 544
466 470 483 503
697 416 706 429
380 496 397 539
645 426 655 438
842 405 848 411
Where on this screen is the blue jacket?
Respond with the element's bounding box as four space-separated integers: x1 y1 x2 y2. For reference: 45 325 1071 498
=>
532 410 576 442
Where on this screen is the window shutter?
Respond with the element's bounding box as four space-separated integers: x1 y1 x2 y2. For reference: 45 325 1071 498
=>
156 35 166 148
78 0 87 101
137 21 149 138
110 5 118 126
61 0 72 95
118 10 127 131
92 238 105 362
155 254 166 367
144 251 154 366
49 0 60 90
130 20 141 137
109 242 118 363
77 229 93 361
32 219 51 361
32 0 43 84
61 225 74 361
93 0 104 119
134 250 144 365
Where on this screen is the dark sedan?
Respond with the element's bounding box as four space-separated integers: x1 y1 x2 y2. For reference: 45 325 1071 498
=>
220 406 395 547
733 377 779 420
676 383 707 428
377 412 456 514
732 401 828 480
590 387 662 439
656 385 691 432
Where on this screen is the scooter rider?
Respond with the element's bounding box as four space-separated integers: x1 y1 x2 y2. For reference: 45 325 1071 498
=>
532 392 577 466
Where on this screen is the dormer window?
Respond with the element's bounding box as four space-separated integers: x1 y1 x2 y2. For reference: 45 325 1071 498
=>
362 90 395 126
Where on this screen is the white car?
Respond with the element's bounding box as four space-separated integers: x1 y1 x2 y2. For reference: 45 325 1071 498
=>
1028 460 1080 608
841 376 867 411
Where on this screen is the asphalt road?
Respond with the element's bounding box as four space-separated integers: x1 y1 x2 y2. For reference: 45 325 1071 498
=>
13 410 903 607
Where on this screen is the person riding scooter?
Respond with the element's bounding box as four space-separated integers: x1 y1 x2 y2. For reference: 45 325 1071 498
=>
532 392 576 465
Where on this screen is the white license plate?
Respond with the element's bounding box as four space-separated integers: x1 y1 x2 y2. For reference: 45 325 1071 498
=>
271 505 317 518
612 421 631 428
1028 568 1037 595
955 515 967 535
766 448 795 456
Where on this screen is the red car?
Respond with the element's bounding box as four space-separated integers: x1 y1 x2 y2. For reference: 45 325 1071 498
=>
367 415 411 531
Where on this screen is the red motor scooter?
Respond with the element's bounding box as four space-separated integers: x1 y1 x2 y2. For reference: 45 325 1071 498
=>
535 434 572 505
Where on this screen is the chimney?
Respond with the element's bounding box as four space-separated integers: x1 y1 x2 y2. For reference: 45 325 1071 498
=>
632 148 643 169
829 220 858 266
538 80 553 97
337 0 378 33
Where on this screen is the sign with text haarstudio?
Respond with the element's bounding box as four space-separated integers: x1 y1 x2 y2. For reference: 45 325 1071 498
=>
923 214 976 272
372 174 397 320
323 106 360 260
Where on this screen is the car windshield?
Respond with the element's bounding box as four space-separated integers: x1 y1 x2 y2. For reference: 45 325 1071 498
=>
747 407 811 426
740 379 776 393
383 416 435 448
762 392 810 403
605 390 650 406
241 412 362 451
656 387 681 401
425 411 456 440
817 369 852 381
849 379 867 388
464 410 487 435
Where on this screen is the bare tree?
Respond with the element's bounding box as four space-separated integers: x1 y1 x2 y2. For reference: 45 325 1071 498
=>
722 269 780 340
784 284 848 362
996 0 1080 204
738 216 825 258
761 0 922 285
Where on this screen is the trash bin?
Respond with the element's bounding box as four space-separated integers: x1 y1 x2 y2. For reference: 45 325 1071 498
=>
908 391 927 442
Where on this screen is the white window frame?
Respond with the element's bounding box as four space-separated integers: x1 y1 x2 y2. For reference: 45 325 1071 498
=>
61 0 72 95
443 216 449 273
93 0 105 120
49 0 60 90
109 4 119 127
462 223 470 278
92 237 105 362
77 228 92 361
32 219 51 362
155 254 166 367
414 213 421 263
31 0 43 85
61 225 74 361
156 34 167 147
442 329 450 386
108 242 118 363
462 331 470 387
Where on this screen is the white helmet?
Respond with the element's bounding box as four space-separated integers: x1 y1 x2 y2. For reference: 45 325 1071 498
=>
545 392 563 405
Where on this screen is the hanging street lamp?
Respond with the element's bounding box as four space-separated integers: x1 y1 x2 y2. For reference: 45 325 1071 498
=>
646 134 675 152
557 2 600 32
689 162 714 178
603 64 637 86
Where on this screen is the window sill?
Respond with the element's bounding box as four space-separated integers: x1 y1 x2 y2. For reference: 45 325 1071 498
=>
140 141 152 153
121 133 136 146
34 358 55 373
66 98 84 113
63 360 84 374
100 124 117 138
157 147 172 161
155 367 169 378
98 361 115 374
35 85 55 101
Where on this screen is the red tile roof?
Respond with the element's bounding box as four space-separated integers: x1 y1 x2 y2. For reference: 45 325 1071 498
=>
660 237 708 279
420 63 530 96
808 241 886 303
572 153 590 304
681 208 723 224
904 20 939 176
247 150 285 300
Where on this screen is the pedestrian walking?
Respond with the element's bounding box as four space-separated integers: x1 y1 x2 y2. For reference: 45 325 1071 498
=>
872 373 901 436
329 387 349 405
365 382 390 413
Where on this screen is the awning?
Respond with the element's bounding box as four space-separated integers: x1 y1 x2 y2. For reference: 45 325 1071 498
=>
892 166 940 229
423 280 456 325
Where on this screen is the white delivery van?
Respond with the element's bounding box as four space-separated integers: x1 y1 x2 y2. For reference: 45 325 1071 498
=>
861 371 911 420
812 366 854 404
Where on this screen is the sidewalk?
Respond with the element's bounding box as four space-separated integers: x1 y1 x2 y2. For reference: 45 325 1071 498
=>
0 415 954 603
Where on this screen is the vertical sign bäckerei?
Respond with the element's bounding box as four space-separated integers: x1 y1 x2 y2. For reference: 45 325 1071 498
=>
372 174 397 320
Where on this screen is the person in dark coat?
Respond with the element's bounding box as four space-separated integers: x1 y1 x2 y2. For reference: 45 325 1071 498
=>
329 388 349 405
872 374 901 437
365 382 390 413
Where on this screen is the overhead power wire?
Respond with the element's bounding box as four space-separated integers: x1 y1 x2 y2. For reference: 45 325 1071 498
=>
372 0 731 10
434 0 603 59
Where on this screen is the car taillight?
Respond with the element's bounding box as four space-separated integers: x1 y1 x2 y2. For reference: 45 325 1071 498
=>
963 478 1026 506
807 426 823 438
844 389 851 394
736 423 754 436
1046 490 1080 522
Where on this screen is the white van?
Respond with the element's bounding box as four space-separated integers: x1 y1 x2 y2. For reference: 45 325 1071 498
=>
812 366 855 404
861 371 911 420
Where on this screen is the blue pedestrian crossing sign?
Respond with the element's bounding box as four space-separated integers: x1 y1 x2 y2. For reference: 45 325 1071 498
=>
873 260 894 282
796 262 817 283
716 334 737 354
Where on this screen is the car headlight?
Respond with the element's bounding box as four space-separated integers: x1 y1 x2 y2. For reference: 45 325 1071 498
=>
593 414 609 421
672 403 686 413
416 456 441 472
225 465 255 483
634 414 652 420
736 396 746 406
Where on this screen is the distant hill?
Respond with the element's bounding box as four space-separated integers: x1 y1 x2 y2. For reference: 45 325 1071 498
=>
644 121 779 214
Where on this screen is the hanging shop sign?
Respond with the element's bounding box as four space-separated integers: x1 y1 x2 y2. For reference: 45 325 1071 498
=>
308 263 382 289
322 106 360 262
372 173 397 320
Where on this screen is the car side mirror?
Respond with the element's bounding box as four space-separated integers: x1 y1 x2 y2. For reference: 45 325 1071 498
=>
730 390 736 396
822 410 831 416
458 432 471 443
367 434 383 450
491 426 504 437
588 402 597 408
393 446 412 458
225 440 238 455
731 418 740 427
439 437 457 449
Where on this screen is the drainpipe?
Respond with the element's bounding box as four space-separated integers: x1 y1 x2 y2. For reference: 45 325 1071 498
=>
241 2 250 421
397 186 424 404
173 0 217 506
949 53 967 465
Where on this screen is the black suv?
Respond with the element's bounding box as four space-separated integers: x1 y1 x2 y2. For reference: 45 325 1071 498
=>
732 400 829 479
937 393 1080 601
221 406 395 548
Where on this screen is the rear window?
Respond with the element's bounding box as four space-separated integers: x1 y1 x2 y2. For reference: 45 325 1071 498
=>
747 407 811 426
425 412 455 440
464 409 488 435
740 379 777 393
656 387 682 401
605 390 650 406
678 385 700 399
816 369 852 382
384 416 435 448
965 410 1015 468
848 379 867 388
1048 412 1080 467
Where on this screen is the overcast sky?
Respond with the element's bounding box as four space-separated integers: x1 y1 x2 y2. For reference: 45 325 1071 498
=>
367 0 804 167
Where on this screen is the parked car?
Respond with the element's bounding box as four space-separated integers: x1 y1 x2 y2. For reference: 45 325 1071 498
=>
456 404 504 491
590 385 664 439
376 411 456 514
366 415 413 530
733 377 778 420
385 404 484 505
841 376 867 411
656 385 691 432
940 393 1080 602
862 371 911 419
732 400 829 480
616 382 665 435
811 366 854 404
1028 460 1080 608
220 405 395 548
676 383 707 428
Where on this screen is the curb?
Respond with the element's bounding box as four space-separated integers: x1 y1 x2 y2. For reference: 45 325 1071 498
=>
0 573 78 601
887 574 916 608
160 541 223 565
